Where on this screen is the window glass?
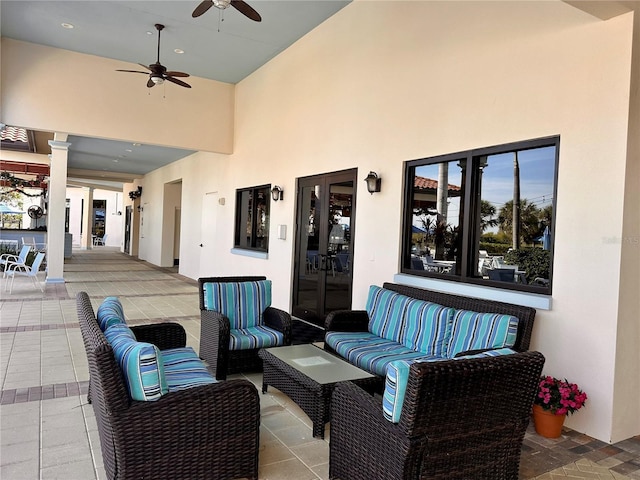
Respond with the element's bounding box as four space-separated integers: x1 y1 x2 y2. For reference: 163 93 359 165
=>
409 159 465 276
234 185 270 251
403 137 558 294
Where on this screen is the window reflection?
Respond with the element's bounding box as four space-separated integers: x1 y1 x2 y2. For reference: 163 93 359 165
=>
403 137 558 293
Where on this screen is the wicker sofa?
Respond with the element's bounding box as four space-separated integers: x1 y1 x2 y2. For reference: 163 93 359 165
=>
325 282 544 479
76 292 260 480
198 276 292 380
325 282 537 377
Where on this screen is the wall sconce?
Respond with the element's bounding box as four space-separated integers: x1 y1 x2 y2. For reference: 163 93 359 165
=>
271 185 284 202
364 171 381 194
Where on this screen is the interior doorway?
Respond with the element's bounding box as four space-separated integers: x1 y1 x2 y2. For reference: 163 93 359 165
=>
292 169 357 327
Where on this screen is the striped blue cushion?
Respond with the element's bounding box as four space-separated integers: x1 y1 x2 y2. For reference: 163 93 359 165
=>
104 324 168 401
402 299 454 356
325 331 433 376
96 297 126 331
446 310 520 358
383 360 410 423
366 286 411 343
382 349 517 423
161 347 217 391
229 326 284 350
202 280 272 329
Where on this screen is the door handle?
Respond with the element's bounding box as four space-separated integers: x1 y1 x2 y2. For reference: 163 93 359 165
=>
199 244 203 247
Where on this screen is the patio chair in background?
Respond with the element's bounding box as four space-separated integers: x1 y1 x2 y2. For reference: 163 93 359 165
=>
94 234 107 246
198 276 292 380
488 268 516 282
1 245 30 278
5 252 45 293
21 236 46 252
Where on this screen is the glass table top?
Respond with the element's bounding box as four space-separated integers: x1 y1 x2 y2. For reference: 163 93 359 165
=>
263 344 375 385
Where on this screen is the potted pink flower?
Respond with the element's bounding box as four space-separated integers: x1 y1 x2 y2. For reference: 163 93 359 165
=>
532 376 587 438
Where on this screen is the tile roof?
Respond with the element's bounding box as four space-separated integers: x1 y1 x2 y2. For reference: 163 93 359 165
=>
414 175 461 192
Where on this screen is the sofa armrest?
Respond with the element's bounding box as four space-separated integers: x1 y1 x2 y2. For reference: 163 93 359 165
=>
199 310 231 379
263 307 293 345
325 310 369 332
130 323 187 350
453 348 495 357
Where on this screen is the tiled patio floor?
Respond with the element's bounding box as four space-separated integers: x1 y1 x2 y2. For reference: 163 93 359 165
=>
1 247 638 479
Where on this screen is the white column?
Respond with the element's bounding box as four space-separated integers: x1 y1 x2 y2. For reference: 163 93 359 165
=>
46 137 70 284
81 187 94 250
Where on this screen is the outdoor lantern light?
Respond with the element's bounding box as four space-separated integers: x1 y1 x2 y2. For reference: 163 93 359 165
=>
364 171 381 194
271 185 283 202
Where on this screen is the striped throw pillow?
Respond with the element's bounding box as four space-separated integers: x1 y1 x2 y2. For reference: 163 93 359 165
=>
202 280 272 329
402 299 454 356
366 286 410 343
446 309 519 358
104 324 168 401
96 296 126 331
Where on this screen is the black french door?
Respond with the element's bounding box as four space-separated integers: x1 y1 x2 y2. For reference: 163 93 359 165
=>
292 169 357 327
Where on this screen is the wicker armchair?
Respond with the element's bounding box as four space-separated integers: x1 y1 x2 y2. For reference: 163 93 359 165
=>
198 276 292 380
76 292 260 480
329 350 545 480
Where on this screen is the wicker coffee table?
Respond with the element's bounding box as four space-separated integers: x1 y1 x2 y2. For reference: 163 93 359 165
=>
259 344 377 439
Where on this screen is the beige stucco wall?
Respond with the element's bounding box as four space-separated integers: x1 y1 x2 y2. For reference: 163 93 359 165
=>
229 1 637 442
1 1 637 443
0 38 235 154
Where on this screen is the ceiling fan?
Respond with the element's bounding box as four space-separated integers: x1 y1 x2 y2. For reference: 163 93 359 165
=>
116 24 191 89
192 0 262 22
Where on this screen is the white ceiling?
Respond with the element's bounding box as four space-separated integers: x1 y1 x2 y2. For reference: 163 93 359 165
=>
1 0 350 186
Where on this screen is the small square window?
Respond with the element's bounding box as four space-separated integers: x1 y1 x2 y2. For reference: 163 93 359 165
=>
234 185 270 252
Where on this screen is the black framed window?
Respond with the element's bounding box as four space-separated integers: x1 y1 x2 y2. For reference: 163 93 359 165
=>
234 185 270 251
402 136 559 294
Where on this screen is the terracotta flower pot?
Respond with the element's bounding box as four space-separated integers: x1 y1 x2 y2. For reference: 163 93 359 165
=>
532 404 566 438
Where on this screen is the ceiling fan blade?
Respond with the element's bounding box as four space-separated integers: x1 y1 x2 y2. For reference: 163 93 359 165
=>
231 0 261 21
165 76 192 88
165 71 190 78
192 0 214 17
138 63 151 71
147 78 155 88
116 69 149 74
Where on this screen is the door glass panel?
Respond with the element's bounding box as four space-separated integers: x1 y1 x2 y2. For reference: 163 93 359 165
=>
294 183 322 322
324 181 353 313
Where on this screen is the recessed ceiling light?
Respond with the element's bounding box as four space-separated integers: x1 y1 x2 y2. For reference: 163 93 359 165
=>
61 23 74 29
113 159 119 163
174 48 184 54
125 149 132 153
133 143 142 147
146 31 153 35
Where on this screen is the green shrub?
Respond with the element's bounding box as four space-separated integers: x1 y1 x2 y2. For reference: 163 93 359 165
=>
505 248 550 283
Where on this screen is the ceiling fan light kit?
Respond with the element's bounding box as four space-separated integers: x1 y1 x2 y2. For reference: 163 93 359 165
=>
117 0 261 90
116 23 191 89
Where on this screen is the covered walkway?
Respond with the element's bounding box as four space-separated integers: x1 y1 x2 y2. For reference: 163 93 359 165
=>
0 248 638 479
